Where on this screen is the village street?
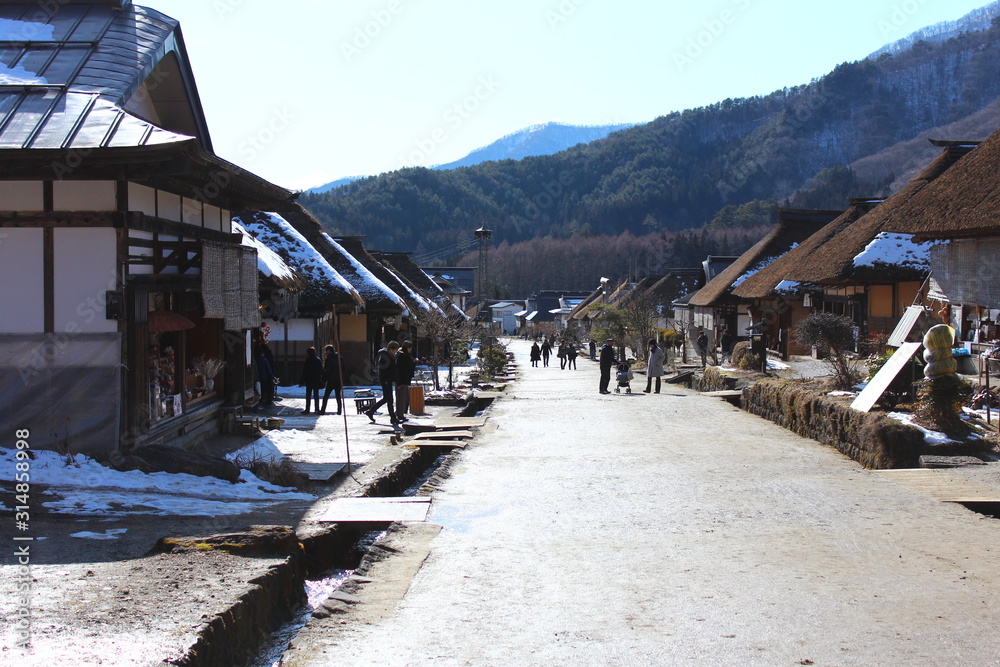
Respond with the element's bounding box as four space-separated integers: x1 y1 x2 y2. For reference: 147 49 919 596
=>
285 338 1000 666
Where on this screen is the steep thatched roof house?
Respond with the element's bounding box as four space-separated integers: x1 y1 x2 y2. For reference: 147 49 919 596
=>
734 141 978 351
866 133 1000 349
234 212 364 383
0 0 295 453
688 211 839 342
683 209 841 356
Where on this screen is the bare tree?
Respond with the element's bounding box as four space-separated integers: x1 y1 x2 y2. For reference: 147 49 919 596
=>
414 303 475 390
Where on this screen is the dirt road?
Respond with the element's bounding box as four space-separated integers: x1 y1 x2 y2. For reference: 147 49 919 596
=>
285 338 1000 666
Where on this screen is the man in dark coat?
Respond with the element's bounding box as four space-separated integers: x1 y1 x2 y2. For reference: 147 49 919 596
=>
696 330 709 368
599 338 616 394
365 341 400 425
298 347 324 414
320 345 343 415
394 341 416 423
540 338 552 367
255 341 275 409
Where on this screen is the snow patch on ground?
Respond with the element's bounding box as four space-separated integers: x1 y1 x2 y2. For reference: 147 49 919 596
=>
0 448 313 517
886 412 957 445
70 529 128 540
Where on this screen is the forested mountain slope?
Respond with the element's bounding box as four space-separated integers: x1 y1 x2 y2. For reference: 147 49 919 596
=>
301 21 1000 264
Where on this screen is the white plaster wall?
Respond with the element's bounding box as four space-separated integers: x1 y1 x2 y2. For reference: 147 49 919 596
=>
0 181 44 211
158 191 182 223
279 318 316 343
128 183 157 218
0 228 44 333
181 197 202 226
53 228 119 334
53 181 116 211
204 205 223 232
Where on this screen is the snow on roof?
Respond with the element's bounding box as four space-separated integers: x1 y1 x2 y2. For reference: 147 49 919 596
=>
491 302 517 309
732 245 798 288
0 18 56 42
853 232 938 270
233 221 298 283
773 280 802 294
238 213 358 301
320 233 407 311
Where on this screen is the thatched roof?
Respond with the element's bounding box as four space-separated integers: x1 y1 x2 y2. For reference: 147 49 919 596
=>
644 269 703 306
568 285 608 321
737 142 977 290
731 204 873 299
233 212 362 310
281 205 404 314
336 237 442 317
375 251 466 319
688 210 840 307
877 134 999 239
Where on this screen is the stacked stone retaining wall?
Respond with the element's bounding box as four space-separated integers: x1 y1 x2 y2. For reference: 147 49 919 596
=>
741 379 923 469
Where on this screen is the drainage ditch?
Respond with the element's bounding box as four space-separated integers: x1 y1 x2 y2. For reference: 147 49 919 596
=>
173 394 494 667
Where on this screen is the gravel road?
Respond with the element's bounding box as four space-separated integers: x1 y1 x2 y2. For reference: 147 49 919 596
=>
285 338 1000 666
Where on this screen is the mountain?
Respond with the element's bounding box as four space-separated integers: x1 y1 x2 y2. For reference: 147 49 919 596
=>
431 121 635 170
306 121 633 194
300 16 1000 260
868 0 1000 58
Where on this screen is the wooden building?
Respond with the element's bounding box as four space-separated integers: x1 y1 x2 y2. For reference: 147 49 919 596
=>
0 0 294 453
732 141 977 353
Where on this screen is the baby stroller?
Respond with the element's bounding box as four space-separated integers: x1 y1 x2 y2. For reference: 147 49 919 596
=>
615 360 634 394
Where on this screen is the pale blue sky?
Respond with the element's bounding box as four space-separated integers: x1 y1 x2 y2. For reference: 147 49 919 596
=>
149 0 991 191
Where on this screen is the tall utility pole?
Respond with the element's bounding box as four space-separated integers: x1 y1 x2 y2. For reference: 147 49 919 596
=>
475 226 492 298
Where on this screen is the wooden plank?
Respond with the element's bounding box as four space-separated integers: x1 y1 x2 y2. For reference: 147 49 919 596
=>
409 440 468 449
410 430 475 440
291 462 346 482
434 417 488 428
317 497 431 523
851 342 921 413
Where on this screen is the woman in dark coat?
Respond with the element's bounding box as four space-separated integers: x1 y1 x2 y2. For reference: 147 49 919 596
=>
298 346 325 414
320 345 343 415
529 342 541 367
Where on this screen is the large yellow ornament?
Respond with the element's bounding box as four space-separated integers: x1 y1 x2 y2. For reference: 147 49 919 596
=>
923 324 956 379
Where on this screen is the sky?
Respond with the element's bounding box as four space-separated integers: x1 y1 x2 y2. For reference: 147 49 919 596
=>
148 0 993 191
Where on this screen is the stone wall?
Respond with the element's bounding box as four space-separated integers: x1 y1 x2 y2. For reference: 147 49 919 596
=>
741 379 923 469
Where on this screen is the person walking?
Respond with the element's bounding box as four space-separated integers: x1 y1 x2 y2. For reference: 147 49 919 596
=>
558 340 569 370
529 342 541 367
720 328 734 365
319 344 343 415
644 339 665 393
567 342 578 369
365 341 399 425
696 330 709 368
540 338 552 367
254 341 276 410
589 338 597 361
394 340 416 423
298 347 324 414
599 338 616 394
